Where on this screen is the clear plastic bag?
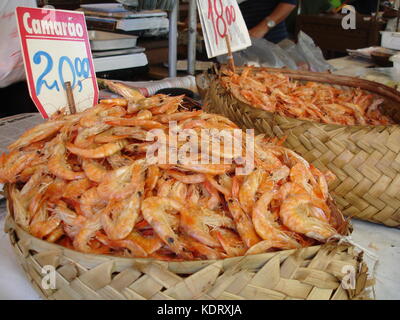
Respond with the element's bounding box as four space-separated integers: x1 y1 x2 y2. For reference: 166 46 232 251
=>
278 39 309 70
217 32 334 72
217 37 296 69
296 31 334 72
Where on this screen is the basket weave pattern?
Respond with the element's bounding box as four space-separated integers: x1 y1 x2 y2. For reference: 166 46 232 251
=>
5 214 372 300
204 80 400 227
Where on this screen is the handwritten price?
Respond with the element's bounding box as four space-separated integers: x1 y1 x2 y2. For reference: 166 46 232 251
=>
207 0 236 45
33 50 90 96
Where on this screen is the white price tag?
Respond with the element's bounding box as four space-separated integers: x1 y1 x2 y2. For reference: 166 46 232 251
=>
16 7 98 118
196 0 252 58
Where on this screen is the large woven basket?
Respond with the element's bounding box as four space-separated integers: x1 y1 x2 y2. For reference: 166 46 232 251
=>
4 184 372 300
200 67 400 227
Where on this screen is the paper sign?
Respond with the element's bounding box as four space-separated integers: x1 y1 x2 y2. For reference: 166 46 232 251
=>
196 0 251 58
16 7 98 118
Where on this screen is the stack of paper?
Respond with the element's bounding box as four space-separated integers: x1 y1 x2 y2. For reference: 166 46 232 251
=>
80 3 169 32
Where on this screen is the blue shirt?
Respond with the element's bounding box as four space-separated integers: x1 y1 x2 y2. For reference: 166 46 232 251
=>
239 0 297 43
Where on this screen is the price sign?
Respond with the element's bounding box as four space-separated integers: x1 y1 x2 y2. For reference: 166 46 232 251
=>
16 7 98 118
196 0 251 58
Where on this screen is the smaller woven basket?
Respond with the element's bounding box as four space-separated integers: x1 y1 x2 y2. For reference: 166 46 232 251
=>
200 67 400 227
4 184 372 300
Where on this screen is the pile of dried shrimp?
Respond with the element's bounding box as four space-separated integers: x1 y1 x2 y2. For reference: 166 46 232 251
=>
1 95 345 261
220 66 394 126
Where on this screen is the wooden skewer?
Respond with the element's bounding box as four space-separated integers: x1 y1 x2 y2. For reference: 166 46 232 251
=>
225 34 235 72
64 81 76 114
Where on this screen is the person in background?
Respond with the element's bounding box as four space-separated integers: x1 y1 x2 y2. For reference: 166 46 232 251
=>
329 0 343 10
239 0 297 43
334 0 380 15
0 0 37 118
302 0 333 14
351 0 379 15
286 0 333 37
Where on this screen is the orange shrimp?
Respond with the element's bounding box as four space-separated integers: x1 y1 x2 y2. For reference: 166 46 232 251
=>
186 184 201 204
105 118 165 129
168 181 188 200
45 225 64 243
149 95 184 115
181 205 234 247
9 184 30 231
79 187 106 217
95 232 147 258
74 124 110 148
66 139 128 159
238 168 265 215
136 109 153 120
181 235 223 260
176 163 232 175
30 205 61 239
8 120 67 151
126 231 163 255
202 180 222 210
101 191 142 240
155 110 203 123
81 159 108 183
205 174 231 197
280 183 337 241
141 197 188 257
226 197 261 248
97 161 145 201
99 98 128 107
112 126 154 141
73 212 103 253
166 169 205 184
0 151 37 183
252 187 301 250
144 165 161 195
211 228 247 257
48 139 85 180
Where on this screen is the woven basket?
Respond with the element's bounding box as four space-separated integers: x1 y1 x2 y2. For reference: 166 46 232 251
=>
4 184 372 300
200 67 400 227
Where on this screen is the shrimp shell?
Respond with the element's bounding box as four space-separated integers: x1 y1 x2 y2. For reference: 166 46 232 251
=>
66 140 128 159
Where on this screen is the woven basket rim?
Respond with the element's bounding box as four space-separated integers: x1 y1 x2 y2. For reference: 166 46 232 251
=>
5 186 373 300
197 70 400 129
4 182 350 269
5 213 328 269
6 213 374 300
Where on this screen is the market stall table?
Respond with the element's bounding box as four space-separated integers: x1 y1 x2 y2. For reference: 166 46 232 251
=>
0 113 399 300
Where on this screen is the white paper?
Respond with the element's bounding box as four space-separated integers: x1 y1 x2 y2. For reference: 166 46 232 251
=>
196 0 251 58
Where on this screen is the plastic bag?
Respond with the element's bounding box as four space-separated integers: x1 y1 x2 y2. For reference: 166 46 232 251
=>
296 31 334 72
278 39 309 70
217 37 297 69
217 32 333 72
